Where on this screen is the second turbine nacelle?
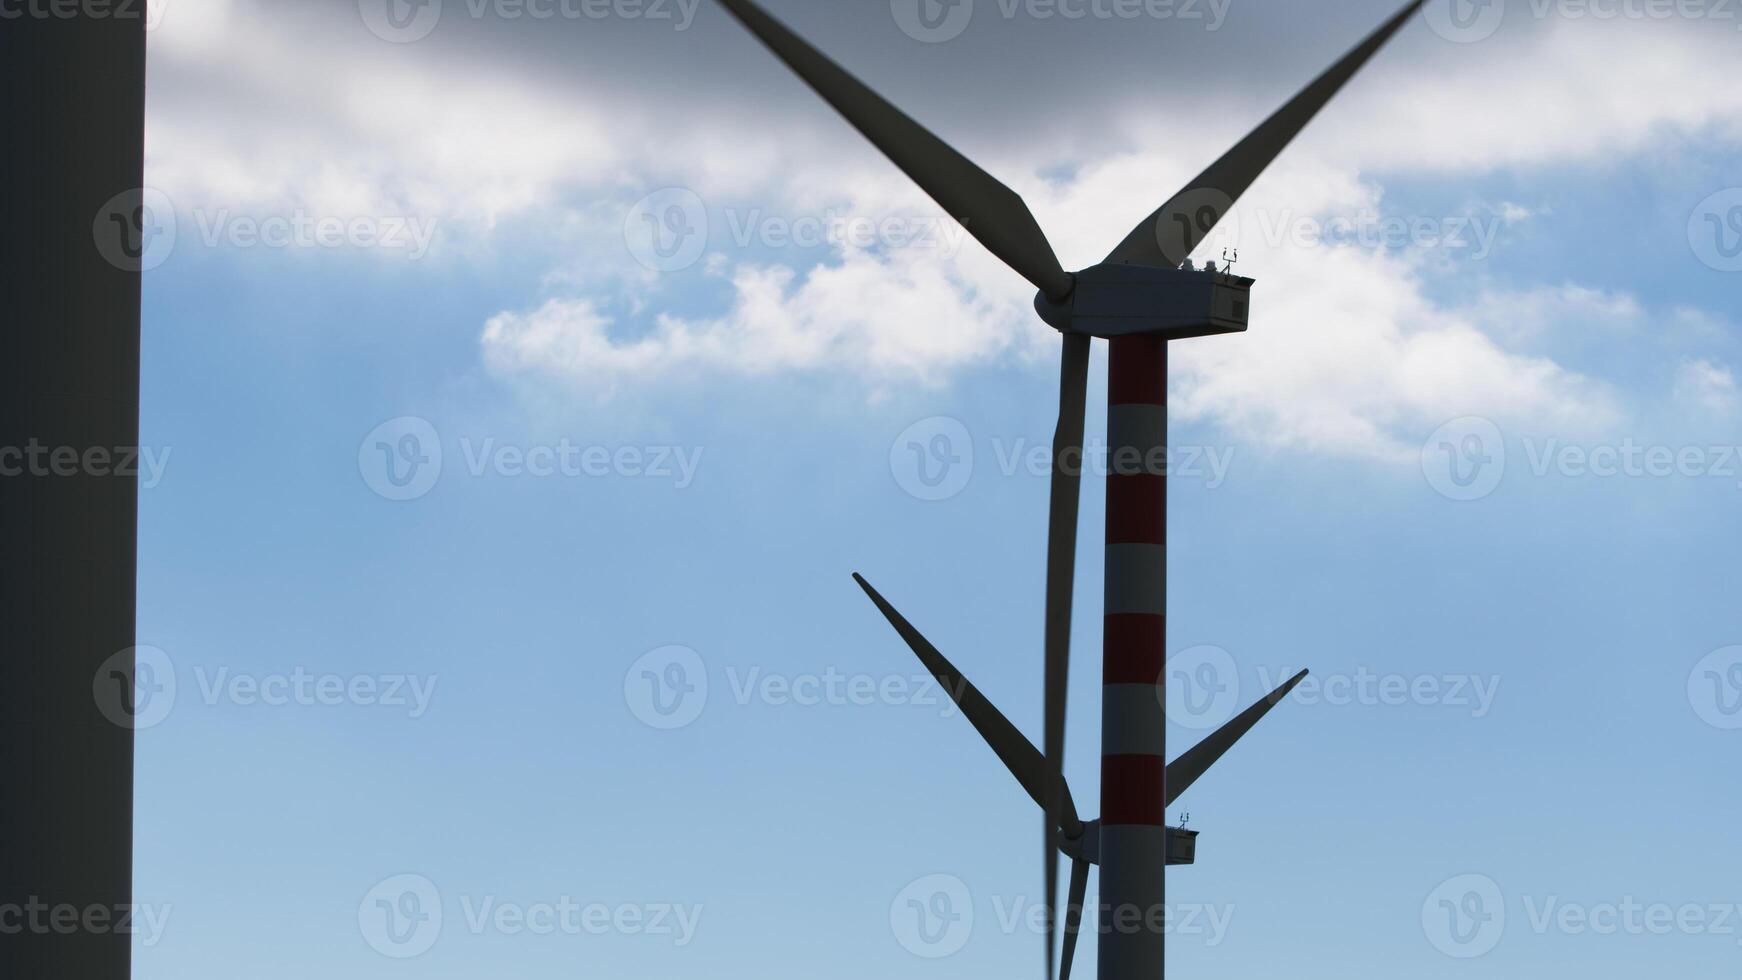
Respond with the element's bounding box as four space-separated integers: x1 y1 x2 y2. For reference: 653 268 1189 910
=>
1035 263 1254 340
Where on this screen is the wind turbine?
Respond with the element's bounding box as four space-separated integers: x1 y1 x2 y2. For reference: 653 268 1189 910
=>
712 2 1427 978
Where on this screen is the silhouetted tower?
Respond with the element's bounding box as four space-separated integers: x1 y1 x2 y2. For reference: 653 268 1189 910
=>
1 9 146 980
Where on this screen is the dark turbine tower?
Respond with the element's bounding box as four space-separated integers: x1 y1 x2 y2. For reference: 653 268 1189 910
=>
713 1 1427 977
0 8 147 980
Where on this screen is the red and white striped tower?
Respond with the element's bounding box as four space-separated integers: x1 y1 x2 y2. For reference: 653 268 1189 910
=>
1099 335 1169 980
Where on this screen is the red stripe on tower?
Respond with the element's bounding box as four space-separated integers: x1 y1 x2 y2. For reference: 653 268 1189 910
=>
1108 336 1168 407
1101 754 1168 826
1103 615 1166 684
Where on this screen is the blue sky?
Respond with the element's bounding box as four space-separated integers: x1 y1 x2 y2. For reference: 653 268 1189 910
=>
130 1 1741 977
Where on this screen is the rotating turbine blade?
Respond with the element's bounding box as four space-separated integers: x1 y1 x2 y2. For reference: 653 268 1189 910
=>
852 573 1082 833
1059 857 1090 980
1043 332 1091 980
1104 0 1427 268
1165 669 1309 807
715 0 1075 300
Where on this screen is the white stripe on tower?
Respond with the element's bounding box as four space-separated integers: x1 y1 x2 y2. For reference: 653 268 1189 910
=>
1099 335 1168 980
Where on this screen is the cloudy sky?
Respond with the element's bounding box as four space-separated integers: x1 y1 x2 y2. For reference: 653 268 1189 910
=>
133 0 1740 977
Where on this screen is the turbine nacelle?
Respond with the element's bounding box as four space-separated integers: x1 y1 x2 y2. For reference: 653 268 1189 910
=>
1060 820 1199 868
1034 264 1255 340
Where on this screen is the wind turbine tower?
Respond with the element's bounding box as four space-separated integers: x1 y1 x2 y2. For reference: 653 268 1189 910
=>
714 2 1428 977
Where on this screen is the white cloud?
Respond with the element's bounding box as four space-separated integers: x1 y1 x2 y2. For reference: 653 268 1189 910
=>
147 0 623 230
1673 359 1741 417
1310 18 1742 174
482 241 1047 393
143 5 1742 459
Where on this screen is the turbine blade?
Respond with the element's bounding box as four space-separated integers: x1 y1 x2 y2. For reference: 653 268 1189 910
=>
715 0 1074 300
1104 0 1426 267
1059 857 1090 980
1043 332 1091 980
1165 669 1309 807
852 573 1082 832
